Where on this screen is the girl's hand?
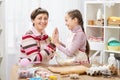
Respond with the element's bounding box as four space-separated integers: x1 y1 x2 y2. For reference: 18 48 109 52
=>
54 27 59 42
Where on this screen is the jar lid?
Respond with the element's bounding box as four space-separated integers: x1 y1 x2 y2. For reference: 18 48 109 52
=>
108 37 119 43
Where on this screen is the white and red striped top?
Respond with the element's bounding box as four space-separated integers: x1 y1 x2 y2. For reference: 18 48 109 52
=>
20 27 56 64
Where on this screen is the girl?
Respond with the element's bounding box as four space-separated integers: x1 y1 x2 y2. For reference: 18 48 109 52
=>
52 9 90 65
20 7 56 64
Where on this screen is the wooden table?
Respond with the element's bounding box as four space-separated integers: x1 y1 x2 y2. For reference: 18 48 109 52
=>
10 64 120 80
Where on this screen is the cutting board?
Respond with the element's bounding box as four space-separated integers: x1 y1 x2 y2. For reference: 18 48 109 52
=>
48 65 89 75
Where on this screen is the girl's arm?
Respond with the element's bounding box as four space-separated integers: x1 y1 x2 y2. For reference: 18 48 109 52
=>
56 32 86 57
59 41 66 47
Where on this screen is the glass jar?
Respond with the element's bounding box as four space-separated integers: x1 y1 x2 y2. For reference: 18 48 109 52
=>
108 53 116 66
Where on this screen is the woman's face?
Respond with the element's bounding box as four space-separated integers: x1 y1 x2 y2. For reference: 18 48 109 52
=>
32 13 48 32
65 14 77 30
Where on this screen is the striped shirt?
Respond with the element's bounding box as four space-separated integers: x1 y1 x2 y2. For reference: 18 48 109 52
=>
20 27 56 64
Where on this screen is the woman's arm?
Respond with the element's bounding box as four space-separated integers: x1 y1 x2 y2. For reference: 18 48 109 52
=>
20 34 56 62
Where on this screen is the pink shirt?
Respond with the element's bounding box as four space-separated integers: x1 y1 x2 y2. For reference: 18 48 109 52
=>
57 26 87 57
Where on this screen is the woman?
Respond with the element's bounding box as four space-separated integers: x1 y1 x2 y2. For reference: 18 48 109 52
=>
20 7 56 65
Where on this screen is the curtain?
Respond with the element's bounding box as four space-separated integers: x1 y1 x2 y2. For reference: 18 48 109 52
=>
5 0 41 54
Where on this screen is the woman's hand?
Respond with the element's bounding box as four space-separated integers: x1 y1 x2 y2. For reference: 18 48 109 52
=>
52 27 59 45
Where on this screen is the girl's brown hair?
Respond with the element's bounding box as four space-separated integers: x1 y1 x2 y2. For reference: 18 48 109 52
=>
67 9 90 60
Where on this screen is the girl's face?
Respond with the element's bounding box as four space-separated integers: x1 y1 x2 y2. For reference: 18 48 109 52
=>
65 14 78 30
32 13 48 32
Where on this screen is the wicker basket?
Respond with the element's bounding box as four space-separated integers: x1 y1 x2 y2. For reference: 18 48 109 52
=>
107 17 120 26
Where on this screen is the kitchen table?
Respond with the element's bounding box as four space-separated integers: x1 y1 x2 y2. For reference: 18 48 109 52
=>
10 64 120 80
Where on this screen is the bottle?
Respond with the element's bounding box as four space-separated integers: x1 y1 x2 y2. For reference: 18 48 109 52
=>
108 53 116 66
96 8 102 20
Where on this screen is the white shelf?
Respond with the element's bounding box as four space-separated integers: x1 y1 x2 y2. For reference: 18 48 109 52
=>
105 26 120 29
85 0 120 64
89 41 104 50
105 0 120 3
105 50 120 54
86 25 104 28
86 1 104 4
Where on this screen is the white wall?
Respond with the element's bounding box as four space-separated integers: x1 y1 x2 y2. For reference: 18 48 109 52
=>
40 0 83 42
0 0 5 80
5 0 41 54
40 0 83 64
5 0 84 80
6 0 84 53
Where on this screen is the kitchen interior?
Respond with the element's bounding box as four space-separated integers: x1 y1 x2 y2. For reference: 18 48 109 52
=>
0 0 120 80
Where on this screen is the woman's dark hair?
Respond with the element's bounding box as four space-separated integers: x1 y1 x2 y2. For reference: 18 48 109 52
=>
67 9 90 60
31 7 49 20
